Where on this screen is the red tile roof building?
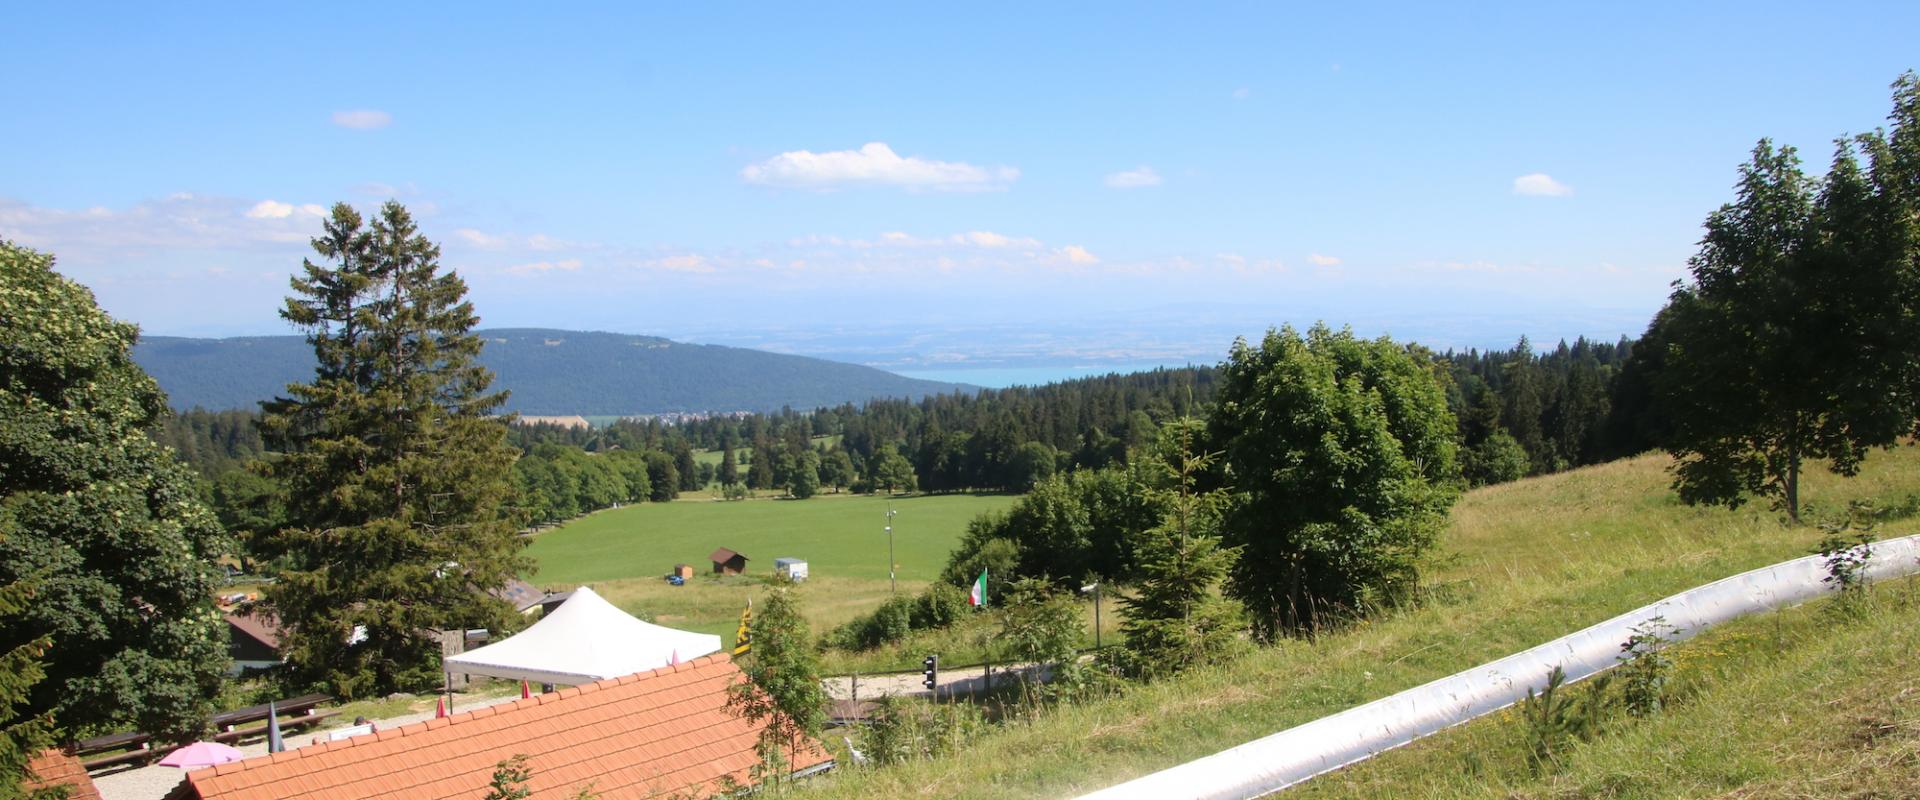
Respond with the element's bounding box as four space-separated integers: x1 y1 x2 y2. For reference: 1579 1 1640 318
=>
171 654 831 800
23 748 103 800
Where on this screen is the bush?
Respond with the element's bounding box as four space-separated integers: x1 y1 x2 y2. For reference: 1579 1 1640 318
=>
828 595 917 650
857 695 984 766
912 583 970 630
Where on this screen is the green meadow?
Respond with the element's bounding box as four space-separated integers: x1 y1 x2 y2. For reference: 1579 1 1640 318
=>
521 491 1018 643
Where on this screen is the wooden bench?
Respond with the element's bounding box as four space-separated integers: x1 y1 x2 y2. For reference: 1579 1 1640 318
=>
209 693 330 731
77 692 334 771
209 709 340 744
76 731 155 770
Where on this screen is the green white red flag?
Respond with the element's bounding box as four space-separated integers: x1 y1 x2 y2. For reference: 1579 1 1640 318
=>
969 568 987 607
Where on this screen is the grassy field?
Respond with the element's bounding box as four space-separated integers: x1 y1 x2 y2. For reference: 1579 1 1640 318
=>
522 491 1017 645
799 447 1920 799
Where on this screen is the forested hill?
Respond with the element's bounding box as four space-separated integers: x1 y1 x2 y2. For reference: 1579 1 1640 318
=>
132 328 974 415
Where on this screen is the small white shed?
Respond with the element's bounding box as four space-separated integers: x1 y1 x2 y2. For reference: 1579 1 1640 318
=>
774 558 809 582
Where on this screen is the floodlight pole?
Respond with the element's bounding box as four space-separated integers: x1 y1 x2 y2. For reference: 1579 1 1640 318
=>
886 504 898 594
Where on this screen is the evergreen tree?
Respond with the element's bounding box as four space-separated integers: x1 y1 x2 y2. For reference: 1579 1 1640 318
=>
672 439 700 492
718 442 739 487
0 548 58 800
0 241 230 741
747 440 775 490
1209 325 1460 639
256 203 526 698
1116 420 1243 679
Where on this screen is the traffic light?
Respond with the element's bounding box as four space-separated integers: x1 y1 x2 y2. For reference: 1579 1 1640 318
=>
921 654 938 690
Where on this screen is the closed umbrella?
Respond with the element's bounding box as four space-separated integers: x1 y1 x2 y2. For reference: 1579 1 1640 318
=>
158 741 246 769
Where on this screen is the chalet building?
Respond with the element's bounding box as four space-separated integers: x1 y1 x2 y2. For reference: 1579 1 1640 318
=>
709 547 749 575
224 611 284 675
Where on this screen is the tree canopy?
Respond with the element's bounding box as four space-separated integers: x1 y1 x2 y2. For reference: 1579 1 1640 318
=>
1659 75 1920 521
0 241 230 741
1209 325 1460 639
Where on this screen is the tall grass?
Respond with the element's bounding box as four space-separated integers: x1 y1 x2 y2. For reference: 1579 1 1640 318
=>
798 448 1920 798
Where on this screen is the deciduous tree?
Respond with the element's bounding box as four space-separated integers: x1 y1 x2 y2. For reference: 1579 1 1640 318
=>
1209 325 1459 639
1661 125 1919 521
0 241 231 741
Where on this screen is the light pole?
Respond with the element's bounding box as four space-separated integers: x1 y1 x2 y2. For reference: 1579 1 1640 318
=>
886 503 898 595
1081 582 1102 650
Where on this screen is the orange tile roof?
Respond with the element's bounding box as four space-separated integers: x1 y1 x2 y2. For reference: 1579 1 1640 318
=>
177 654 831 800
24 748 102 800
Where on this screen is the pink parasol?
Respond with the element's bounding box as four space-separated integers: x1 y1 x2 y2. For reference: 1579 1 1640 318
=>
158 741 246 769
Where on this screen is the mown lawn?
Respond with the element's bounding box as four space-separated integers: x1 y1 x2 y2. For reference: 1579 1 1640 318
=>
798 447 1920 798
521 491 1018 642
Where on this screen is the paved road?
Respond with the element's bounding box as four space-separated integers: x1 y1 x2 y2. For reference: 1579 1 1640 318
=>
823 662 1049 701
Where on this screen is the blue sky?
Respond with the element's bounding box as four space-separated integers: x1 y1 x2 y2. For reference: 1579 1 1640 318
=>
5 1 1917 367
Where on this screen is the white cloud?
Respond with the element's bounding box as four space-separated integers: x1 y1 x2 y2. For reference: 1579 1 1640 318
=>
331 109 393 130
1512 173 1573 197
244 200 295 219
741 142 1018 191
504 259 582 276
0 194 331 263
1307 253 1342 267
455 228 508 248
957 230 1013 248
652 254 716 273
1053 245 1100 265
1104 166 1162 189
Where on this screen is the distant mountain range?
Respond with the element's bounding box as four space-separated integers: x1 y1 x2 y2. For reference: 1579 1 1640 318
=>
132 328 975 415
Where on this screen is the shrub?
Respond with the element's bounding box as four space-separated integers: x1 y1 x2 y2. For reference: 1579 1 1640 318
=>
1618 616 1678 717
912 583 969 630
857 695 984 766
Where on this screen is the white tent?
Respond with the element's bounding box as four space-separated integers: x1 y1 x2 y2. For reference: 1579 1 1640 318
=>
445 586 723 686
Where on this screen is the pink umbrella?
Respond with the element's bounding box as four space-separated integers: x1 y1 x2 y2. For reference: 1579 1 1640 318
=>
158 741 246 769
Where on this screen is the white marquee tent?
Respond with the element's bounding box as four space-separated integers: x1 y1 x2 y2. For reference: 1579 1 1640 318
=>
445 585 723 686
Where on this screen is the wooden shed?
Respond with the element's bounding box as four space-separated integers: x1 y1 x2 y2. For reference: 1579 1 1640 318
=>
709 548 749 575
673 563 695 580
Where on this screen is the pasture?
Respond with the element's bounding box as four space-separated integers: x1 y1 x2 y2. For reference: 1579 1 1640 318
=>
522 492 1018 642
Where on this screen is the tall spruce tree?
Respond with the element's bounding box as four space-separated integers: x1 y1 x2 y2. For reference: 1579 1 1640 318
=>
0 241 230 742
257 203 526 698
718 440 739 486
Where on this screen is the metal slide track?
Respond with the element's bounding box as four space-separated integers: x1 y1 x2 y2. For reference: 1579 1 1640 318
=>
1075 534 1920 799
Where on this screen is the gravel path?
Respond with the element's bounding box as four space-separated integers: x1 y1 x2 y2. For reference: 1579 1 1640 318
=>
93 692 527 800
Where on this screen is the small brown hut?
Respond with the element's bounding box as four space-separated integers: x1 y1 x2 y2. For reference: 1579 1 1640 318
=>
709 548 749 575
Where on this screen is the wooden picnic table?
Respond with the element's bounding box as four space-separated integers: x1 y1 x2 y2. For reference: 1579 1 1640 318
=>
77 692 335 771
209 693 330 730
